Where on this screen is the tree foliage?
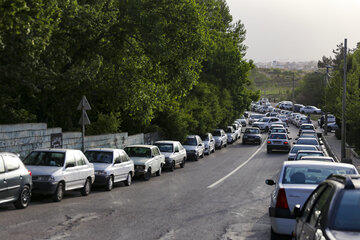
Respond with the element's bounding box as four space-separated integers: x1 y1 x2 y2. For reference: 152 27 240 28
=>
0 0 258 139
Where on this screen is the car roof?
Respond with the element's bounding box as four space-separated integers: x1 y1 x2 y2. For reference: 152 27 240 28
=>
154 140 179 144
32 148 77 153
296 150 323 153
301 156 334 161
283 160 355 169
125 145 156 148
85 148 123 152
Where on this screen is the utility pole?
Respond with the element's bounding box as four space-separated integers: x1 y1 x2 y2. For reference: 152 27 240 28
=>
324 65 332 136
341 39 347 161
292 72 295 111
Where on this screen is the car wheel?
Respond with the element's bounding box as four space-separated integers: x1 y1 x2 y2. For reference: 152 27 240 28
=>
180 158 186 168
265 126 269 132
124 173 132 186
52 182 64 202
81 178 91 196
267 148 272 153
201 151 205 158
212 147 215 153
219 142 222 149
156 165 162 176
144 168 152 181
105 176 114 191
14 185 31 209
170 161 175 172
224 143 227 147
194 153 199 161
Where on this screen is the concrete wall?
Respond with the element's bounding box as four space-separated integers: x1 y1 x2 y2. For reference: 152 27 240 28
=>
0 123 148 159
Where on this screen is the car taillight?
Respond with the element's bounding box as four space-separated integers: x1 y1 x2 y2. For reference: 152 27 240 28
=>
284 141 289 145
28 170 32 176
267 140 271 144
276 188 289 209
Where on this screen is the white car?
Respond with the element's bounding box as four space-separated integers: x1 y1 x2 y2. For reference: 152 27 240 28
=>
300 106 322 114
23 149 95 202
212 129 228 149
200 133 216 155
265 161 358 238
182 135 205 161
252 117 282 132
154 141 187 171
124 145 165 181
226 126 237 143
84 148 134 191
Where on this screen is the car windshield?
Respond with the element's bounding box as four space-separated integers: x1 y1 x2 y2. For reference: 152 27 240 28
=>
183 138 197 146
332 190 360 231
226 128 233 133
269 134 286 139
290 146 317 153
282 166 356 184
85 151 113 164
155 143 173 153
23 151 65 167
200 134 209 141
272 128 286 133
124 147 151 158
301 125 314 130
212 130 221 136
297 139 318 145
245 128 259 134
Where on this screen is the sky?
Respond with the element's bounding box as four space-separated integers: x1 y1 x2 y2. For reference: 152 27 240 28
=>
226 0 360 62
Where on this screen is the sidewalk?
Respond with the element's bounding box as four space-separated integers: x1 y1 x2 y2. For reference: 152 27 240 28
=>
322 130 360 172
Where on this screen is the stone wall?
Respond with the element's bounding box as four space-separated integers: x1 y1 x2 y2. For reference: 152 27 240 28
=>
0 123 150 158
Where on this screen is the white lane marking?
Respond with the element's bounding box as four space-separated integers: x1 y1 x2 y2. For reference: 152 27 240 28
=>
207 140 266 189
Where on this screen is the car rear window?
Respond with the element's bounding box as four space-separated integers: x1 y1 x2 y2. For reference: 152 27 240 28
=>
154 143 174 153
124 147 151 158
282 166 356 184
297 139 318 145
332 190 360 231
290 146 317 153
23 151 65 167
270 134 286 139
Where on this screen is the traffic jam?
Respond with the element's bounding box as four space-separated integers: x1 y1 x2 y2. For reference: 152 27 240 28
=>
1 98 359 240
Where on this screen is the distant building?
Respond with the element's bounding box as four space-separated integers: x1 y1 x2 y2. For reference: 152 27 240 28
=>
255 61 317 71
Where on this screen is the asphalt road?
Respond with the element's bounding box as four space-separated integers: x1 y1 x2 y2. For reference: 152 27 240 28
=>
0 126 300 240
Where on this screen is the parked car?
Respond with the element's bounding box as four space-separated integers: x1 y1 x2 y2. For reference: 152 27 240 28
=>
267 133 291 153
294 174 360 240
242 127 262 145
124 145 165 180
248 114 265 125
265 161 358 238
212 129 228 149
84 148 134 191
0 152 32 209
317 114 336 128
325 122 339 132
232 123 242 140
23 149 95 202
154 141 187 170
300 106 322 114
226 126 237 144
200 133 216 155
288 145 319 160
294 150 325 160
238 117 247 127
293 104 305 113
182 135 205 161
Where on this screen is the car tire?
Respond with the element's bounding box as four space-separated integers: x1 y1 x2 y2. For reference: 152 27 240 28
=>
219 142 222 149
180 158 186 168
105 176 114 191
156 165 162 176
52 182 64 202
170 161 175 172
14 185 31 209
201 151 205 158
124 173 132 186
144 168 151 181
212 147 215 153
194 154 199 161
81 178 91 196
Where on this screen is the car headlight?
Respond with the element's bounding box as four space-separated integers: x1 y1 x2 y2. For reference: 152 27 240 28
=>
37 175 55 181
95 170 108 176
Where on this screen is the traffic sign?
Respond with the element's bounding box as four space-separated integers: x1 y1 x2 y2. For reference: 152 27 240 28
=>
77 96 91 111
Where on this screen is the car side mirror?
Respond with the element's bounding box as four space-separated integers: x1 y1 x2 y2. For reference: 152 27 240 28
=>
265 179 276 185
292 204 301 218
66 163 75 168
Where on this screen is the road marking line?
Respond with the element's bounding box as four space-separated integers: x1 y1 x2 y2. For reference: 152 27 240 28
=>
207 140 266 189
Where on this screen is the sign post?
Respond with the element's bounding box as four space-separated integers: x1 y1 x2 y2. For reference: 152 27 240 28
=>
77 96 91 152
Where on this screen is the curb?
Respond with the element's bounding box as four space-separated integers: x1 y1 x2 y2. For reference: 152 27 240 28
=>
321 133 340 163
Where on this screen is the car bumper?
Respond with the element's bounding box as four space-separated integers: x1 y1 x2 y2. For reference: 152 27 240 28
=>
269 207 295 235
268 145 290 151
93 175 110 185
32 181 58 194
